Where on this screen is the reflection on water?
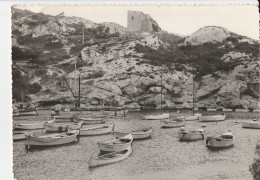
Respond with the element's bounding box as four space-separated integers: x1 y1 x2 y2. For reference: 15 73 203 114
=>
13 110 260 180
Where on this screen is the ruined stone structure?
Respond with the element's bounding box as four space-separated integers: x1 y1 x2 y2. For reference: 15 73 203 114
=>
127 10 161 33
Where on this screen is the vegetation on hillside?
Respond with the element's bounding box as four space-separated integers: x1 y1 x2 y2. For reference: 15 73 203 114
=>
12 46 41 61
135 38 258 77
12 67 42 102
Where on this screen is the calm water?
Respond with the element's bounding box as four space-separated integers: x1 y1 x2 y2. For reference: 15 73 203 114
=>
13 110 260 180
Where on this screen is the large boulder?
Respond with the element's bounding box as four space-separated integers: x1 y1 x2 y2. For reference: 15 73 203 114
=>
184 26 230 46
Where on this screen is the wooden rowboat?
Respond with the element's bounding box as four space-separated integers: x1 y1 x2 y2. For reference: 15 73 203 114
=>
113 127 153 140
184 113 201 121
178 127 204 141
103 109 128 117
143 113 169 120
206 130 234 149
97 134 133 153
89 147 132 168
25 130 79 150
199 114 226 122
161 118 185 128
13 110 38 117
13 131 33 141
74 116 106 125
79 123 115 136
13 122 48 130
242 119 260 129
44 121 83 132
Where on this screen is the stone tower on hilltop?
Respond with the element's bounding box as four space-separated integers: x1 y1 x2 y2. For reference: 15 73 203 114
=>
127 10 161 33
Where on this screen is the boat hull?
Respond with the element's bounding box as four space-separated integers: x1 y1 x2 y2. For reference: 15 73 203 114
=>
14 123 44 130
242 121 260 129
25 131 79 147
206 137 233 149
89 147 132 168
15 111 38 117
199 115 226 122
44 123 82 132
161 120 185 128
114 128 153 140
103 110 128 117
178 131 204 141
144 113 169 120
74 117 106 125
80 124 115 136
185 114 201 121
97 134 133 152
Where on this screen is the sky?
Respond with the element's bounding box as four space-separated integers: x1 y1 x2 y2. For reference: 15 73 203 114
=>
14 5 259 40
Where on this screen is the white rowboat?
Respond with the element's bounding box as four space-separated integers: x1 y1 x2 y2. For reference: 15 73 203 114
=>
97 134 133 152
113 127 153 140
89 147 132 168
235 109 249 112
185 113 201 121
143 113 169 120
14 122 47 130
14 110 38 117
161 118 185 128
74 116 106 125
25 130 79 149
199 114 226 122
79 123 115 136
178 127 204 141
103 109 128 117
242 119 260 129
206 130 234 149
44 121 83 132
223 109 233 112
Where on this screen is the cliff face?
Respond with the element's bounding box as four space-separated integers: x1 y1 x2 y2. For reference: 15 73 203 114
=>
12 8 259 109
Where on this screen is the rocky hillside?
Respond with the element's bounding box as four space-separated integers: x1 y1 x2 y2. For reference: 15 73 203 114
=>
12 8 259 109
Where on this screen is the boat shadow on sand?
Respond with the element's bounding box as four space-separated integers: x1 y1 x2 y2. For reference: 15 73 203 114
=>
206 145 235 152
24 140 80 152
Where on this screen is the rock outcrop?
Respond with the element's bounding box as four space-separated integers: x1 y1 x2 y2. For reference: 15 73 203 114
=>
12 8 259 109
184 26 231 46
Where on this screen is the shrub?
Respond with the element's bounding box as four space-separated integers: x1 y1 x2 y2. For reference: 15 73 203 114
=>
28 83 42 94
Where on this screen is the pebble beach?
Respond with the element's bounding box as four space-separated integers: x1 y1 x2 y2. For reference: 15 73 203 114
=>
13 110 259 180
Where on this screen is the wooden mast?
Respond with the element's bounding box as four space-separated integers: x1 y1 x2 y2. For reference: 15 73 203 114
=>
78 75 80 107
161 65 163 115
192 76 195 115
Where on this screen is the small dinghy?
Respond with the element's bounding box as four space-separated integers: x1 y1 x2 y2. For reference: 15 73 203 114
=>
242 119 260 129
178 127 204 141
199 114 226 122
89 147 132 168
44 121 83 132
206 130 234 149
13 131 33 141
185 113 201 121
114 127 153 140
143 113 169 120
13 110 38 117
13 122 48 130
74 116 106 125
161 118 185 128
103 109 128 117
25 130 79 150
97 134 133 153
79 123 115 136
